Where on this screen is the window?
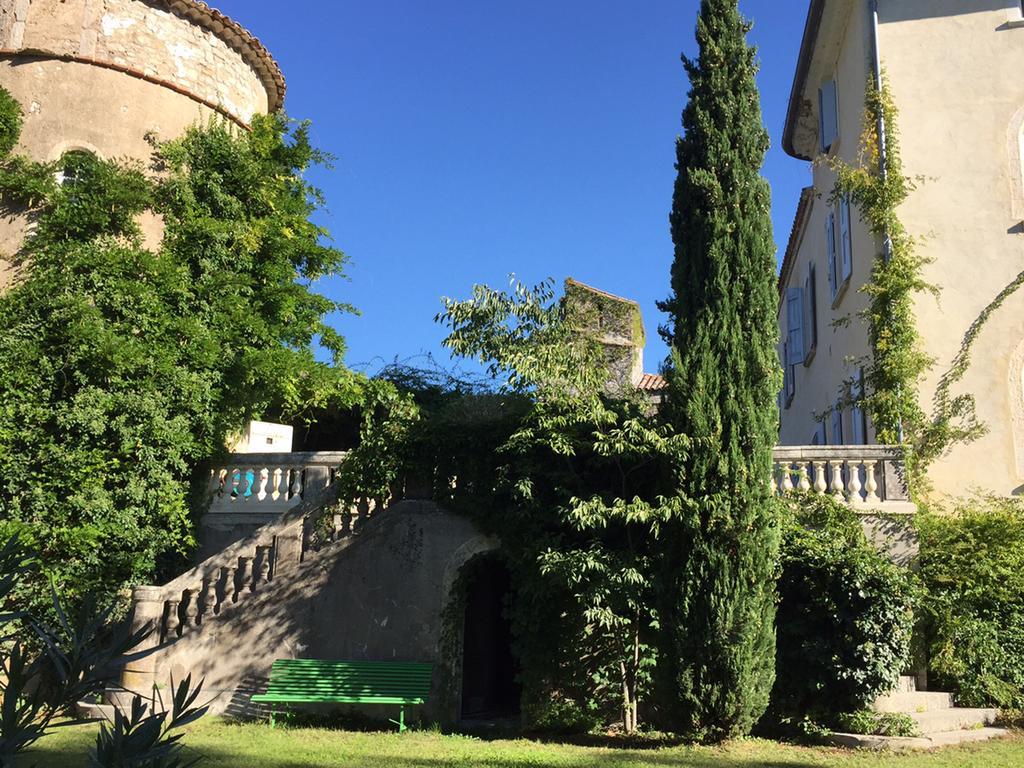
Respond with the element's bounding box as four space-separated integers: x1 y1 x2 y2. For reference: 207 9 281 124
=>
802 262 818 364
785 287 805 366
812 421 826 446
56 150 95 188
851 368 868 444
830 400 844 445
818 80 839 153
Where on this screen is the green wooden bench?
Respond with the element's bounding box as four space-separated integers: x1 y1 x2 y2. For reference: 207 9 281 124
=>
251 659 432 732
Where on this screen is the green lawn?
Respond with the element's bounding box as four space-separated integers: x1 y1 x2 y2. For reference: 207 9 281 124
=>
30 720 1024 767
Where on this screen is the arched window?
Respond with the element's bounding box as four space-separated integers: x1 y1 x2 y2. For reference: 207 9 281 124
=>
56 150 96 187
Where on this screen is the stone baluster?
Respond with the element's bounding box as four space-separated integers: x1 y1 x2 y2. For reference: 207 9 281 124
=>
271 467 283 501
256 467 269 501
340 504 355 538
289 467 303 502
864 460 881 504
812 461 828 494
237 556 253 595
796 461 811 492
780 463 794 494
830 463 845 501
120 586 164 696
847 461 864 504
218 565 237 611
255 545 273 586
209 468 224 498
182 589 200 632
198 577 215 623
243 466 257 502
164 599 181 639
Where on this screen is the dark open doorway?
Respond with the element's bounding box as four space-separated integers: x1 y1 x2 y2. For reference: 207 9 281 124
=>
460 555 520 721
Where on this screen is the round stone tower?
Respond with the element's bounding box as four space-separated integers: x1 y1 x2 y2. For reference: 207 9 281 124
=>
0 0 285 284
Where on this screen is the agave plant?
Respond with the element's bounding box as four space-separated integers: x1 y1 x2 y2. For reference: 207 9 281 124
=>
0 534 207 767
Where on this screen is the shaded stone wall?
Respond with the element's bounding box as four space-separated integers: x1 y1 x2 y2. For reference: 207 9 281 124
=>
140 501 497 725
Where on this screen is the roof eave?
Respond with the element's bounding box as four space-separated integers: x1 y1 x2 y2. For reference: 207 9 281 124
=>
782 0 826 161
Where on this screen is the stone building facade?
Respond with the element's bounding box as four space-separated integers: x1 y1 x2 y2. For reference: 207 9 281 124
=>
777 0 1024 499
0 0 284 287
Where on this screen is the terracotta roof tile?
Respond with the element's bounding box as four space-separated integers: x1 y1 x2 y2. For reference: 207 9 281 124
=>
637 373 668 392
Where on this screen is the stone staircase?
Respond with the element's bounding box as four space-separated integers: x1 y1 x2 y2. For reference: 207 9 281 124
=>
831 676 1007 750
116 481 384 707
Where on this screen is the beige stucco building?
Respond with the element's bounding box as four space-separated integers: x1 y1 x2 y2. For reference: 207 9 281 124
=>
0 0 284 287
777 0 1024 499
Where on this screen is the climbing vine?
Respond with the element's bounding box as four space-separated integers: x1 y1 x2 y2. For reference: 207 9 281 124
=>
0 87 361 619
830 77 986 488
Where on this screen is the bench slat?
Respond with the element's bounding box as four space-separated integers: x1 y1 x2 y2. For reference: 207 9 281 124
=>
253 660 432 707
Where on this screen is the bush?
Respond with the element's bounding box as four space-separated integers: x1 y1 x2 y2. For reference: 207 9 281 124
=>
522 696 601 735
835 709 919 737
766 495 915 729
918 495 1024 708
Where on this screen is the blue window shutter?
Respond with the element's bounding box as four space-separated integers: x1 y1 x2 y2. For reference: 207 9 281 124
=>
851 368 867 444
818 80 839 152
840 196 853 283
826 212 838 299
813 421 826 446
786 288 804 365
831 401 844 445
803 262 818 359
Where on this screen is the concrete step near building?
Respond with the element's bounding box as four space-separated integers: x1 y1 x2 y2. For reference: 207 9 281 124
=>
829 677 1008 750
830 727 1009 751
894 675 918 693
873 690 954 713
909 707 999 734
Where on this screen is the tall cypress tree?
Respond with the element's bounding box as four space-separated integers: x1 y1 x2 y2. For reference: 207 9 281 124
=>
655 0 781 740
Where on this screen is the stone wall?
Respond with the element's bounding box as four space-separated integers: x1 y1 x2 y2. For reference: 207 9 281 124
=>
136 501 497 725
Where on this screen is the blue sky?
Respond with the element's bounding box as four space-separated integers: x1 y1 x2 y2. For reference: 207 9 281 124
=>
212 1 810 374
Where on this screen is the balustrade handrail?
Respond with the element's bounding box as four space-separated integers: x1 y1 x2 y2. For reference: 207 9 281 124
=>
771 443 913 511
771 445 903 461
220 451 349 466
207 451 349 511
153 482 340 602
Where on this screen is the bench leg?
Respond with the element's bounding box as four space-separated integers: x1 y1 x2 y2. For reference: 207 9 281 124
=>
269 709 275 729
399 706 406 733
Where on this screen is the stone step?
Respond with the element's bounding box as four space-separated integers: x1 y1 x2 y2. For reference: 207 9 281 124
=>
830 726 1008 751
873 690 954 713
909 707 998 734
895 675 917 693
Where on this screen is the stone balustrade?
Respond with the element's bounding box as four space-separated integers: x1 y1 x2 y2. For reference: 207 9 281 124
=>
771 445 915 514
207 451 348 513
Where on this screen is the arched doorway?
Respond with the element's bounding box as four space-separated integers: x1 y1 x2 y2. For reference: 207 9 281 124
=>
459 555 520 721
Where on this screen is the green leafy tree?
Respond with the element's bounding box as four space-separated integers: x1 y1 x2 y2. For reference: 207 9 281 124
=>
0 93 357 618
439 279 689 732
655 0 781 740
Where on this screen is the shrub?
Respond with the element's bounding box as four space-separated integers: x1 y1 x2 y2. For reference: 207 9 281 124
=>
918 495 1024 708
835 709 919 738
766 495 915 728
